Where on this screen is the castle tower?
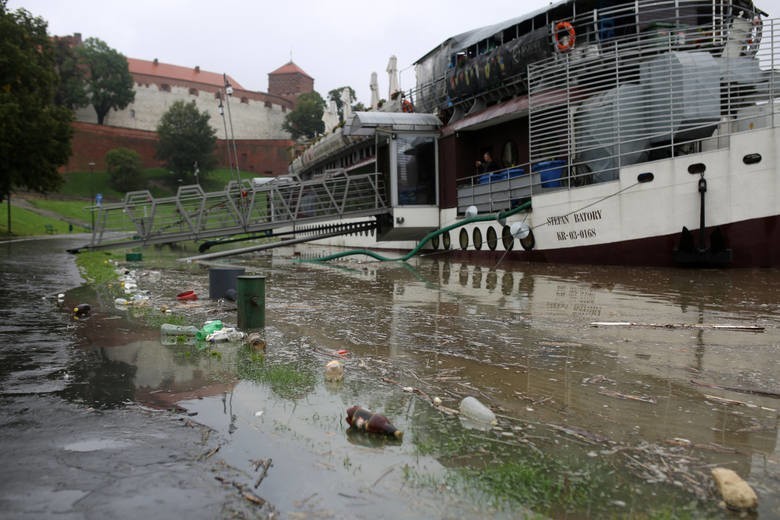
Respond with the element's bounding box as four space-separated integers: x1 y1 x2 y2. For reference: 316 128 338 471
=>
268 61 314 103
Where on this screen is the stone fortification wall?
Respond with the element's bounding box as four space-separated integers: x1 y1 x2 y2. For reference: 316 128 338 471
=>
75 79 294 141
65 122 293 176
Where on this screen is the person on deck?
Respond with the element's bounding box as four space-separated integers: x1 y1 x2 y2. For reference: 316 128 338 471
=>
475 151 499 174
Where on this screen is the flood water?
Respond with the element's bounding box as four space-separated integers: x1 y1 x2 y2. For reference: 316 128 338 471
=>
3 238 780 518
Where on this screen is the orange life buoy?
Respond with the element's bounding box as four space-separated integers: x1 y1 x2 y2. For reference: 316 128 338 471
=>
746 15 762 55
554 21 576 53
401 99 414 113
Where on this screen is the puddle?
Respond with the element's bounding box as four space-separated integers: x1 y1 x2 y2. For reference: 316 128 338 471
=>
57 244 780 518
63 439 134 452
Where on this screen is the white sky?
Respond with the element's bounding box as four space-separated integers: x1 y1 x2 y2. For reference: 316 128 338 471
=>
12 0 779 103
8 0 553 104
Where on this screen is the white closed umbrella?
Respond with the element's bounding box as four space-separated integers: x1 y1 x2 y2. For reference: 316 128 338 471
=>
370 71 379 110
387 55 399 97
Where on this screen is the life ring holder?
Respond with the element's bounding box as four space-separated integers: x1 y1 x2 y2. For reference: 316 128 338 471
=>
401 99 414 113
746 15 762 55
554 21 576 53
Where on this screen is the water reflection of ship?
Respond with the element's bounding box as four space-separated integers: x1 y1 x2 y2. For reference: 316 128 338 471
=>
389 259 779 473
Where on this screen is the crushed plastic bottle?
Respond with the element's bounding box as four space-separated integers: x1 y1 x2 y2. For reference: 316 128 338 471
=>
196 320 223 341
459 396 497 430
205 327 245 343
160 323 199 345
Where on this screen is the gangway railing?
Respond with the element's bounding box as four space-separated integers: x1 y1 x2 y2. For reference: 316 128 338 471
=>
86 171 389 250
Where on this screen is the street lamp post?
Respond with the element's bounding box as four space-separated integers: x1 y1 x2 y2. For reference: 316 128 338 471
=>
88 162 95 233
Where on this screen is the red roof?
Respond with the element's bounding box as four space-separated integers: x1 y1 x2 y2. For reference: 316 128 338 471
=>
127 57 244 90
269 61 312 78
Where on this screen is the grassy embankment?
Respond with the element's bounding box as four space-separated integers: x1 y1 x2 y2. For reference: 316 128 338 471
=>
0 168 260 237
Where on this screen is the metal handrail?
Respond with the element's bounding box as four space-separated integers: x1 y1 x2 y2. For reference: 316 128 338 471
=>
89 171 390 249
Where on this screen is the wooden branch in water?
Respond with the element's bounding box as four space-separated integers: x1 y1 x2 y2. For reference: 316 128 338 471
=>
253 458 273 489
599 389 657 404
590 321 764 332
691 379 780 399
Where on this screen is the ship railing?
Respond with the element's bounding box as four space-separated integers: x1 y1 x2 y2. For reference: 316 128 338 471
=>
88 171 389 249
456 163 548 215
524 17 779 193
414 0 760 115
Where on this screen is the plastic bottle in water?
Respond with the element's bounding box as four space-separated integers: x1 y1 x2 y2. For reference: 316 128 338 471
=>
205 327 245 342
459 396 497 429
160 323 199 345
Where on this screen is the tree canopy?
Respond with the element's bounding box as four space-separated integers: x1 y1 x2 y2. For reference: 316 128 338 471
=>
106 147 143 192
283 91 325 140
78 37 134 125
0 0 72 199
52 36 88 110
156 100 217 184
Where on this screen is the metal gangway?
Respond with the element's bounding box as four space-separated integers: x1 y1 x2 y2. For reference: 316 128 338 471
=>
85 171 390 251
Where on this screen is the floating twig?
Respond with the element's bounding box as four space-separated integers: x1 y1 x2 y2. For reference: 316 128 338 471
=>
590 321 764 332
691 379 780 400
599 389 657 404
253 458 273 489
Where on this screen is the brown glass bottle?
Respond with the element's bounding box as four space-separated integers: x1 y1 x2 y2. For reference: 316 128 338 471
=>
346 406 403 439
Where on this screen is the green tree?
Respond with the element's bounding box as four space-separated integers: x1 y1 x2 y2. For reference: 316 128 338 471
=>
78 37 134 125
156 100 216 184
0 0 73 232
52 36 88 110
283 91 325 140
105 147 143 192
327 86 356 124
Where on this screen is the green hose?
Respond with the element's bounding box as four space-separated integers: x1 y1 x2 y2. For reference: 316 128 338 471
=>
301 201 531 263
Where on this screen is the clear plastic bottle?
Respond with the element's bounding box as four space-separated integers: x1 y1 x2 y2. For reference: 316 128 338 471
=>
160 323 199 345
459 396 497 427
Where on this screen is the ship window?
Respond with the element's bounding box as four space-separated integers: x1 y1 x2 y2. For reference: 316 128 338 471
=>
394 134 436 205
472 228 483 251
502 141 517 167
459 228 469 250
501 225 514 250
486 226 497 250
743 153 762 165
688 163 706 174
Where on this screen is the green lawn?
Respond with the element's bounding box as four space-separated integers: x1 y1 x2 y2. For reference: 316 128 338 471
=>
60 167 260 201
1 167 268 238
0 202 84 236
27 199 93 224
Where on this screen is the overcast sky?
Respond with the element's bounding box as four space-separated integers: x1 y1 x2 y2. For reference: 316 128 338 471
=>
12 1 779 103
9 0 555 104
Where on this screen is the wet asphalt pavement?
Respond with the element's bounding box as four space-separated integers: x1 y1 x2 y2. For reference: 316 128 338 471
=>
0 237 270 519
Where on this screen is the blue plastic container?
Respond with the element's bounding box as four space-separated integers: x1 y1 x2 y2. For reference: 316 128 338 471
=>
490 171 509 182
507 167 525 178
533 160 566 188
478 174 492 185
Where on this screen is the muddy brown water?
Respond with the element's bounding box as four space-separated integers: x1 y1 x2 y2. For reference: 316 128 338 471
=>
19 241 780 517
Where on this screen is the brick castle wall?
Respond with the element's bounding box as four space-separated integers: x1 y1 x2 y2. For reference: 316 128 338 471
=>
66 122 294 176
268 73 314 100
